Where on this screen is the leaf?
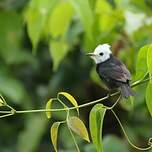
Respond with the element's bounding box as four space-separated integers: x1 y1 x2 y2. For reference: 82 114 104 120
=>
25 0 59 52
146 82 152 116
0 94 5 106
45 99 53 119
147 44 152 82
69 0 93 40
49 1 74 38
49 39 69 70
89 104 106 152
0 99 4 107
67 116 90 142
135 45 149 80
96 0 124 33
0 69 28 104
48 1 74 70
58 92 79 115
50 122 62 152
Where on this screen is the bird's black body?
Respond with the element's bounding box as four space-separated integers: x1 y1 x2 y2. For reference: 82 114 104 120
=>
96 54 133 98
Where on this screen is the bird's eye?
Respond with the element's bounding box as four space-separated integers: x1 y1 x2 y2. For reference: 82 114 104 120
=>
99 52 104 56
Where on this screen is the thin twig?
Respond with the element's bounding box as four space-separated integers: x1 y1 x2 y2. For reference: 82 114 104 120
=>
0 77 151 115
0 113 14 119
103 94 121 110
68 127 80 152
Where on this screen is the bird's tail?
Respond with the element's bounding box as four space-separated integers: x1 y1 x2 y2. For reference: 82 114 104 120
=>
120 84 134 98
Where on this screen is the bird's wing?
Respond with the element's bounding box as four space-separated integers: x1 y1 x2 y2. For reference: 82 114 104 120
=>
98 61 131 83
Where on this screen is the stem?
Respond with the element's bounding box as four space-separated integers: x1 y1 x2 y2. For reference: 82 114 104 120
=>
103 94 121 110
111 109 152 151
131 77 150 88
0 77 151 115
0 113 14 118
0 111 11 114
68 127 80 152
6 104 16 112
57 98 68 109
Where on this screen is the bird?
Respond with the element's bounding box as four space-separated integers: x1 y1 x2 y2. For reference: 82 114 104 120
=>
87 43 133 98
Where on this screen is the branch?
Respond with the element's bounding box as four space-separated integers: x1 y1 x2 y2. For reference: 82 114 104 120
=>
0 77 151 115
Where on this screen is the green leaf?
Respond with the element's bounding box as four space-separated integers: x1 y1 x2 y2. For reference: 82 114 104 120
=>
0 99 4 107
48 1 74 70
146 82 152 116
0 69 28 104
147 44 152 82
69 0 93 40
50 121 62 152
135 45 149 80
67 116 90 142
89 104 106 152
49 1 74 38
0 94 5 106
25 0 58 52
45 99 53 119
58 92 79 115
49 40 68 70
95 0 124 32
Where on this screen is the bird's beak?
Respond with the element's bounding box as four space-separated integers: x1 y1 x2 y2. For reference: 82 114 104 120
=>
86 53 95 57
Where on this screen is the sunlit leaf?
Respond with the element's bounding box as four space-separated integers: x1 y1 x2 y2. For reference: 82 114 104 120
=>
49 40 68 70
69 0 93 40
50 121 62 152
89 104 106 152
0 99 4 106
45 99 53 119
147 44 152 82
146 82 152 116
96 0 124 33
49 1 74 38
48 1 74 70
58 92 79 115
67 116 90 142
25 0 59 52
0 94 5 106
135 45 149 80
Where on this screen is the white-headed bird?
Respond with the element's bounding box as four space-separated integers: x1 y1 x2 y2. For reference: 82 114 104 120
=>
87 44 133 98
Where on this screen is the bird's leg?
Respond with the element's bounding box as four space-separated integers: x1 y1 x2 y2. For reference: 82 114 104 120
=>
107 93 111 98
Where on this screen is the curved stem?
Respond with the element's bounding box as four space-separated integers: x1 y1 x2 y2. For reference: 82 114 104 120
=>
111 109 152 151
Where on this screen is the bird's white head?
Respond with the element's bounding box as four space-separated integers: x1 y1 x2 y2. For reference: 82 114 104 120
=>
87 44 112 64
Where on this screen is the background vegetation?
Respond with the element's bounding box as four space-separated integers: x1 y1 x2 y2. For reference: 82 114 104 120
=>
0 0 152 151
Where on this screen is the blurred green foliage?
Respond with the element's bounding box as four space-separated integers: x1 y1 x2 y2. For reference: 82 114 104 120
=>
0 0 152 151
